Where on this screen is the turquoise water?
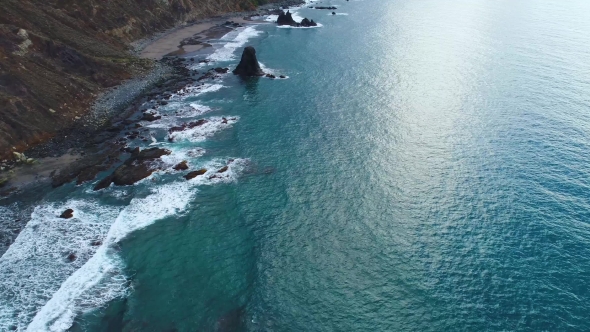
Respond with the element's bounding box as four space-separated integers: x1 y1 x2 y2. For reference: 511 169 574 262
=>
3 0 590 331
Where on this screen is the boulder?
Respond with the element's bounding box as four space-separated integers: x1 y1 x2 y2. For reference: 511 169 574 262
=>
93 147 170 190
184 169 207 180
169 119 208 134
60 209 74 219
300 18 318 27
214 67 230 73
141 112 161 122
233 46 264 77
111 163 153 186
173 161 189 171
217 166 229 173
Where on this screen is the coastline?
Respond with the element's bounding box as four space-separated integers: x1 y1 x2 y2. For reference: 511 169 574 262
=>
0 0 304 252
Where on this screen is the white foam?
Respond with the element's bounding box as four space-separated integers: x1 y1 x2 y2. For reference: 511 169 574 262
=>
175 83 225 99
187 26 262 69
160 146 206 167
0 201 121 331
168 116 239 143
27 159 248 331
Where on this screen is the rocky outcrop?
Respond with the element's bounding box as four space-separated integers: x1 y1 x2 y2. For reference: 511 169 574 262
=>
276 10 317 27
93 147 170 190
300 18 318 27
233 46 264 76
0 0 283 160
277 10 298 26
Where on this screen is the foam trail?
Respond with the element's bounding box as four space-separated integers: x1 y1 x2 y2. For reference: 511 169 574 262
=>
26 159 248 331
168 116 239 143
188 26 262 69
26 182 195 331
0 201 121 331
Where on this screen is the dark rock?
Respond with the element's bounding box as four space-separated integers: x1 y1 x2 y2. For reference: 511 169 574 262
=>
111 163 153 186
300 18 318 27
59 209 74 219
93 174 114 190
134 147 170 160
315 6 338 9
173 161 189 171
184 169 207 180
265 74 276 79
222 117 228 124
141 113 161 122
90 240 102 246
332 12 336 15
214 67 229 74
76 165 108 185
277 10 297 26
279 75 286 79
217 166 229 173
67 253 77 262
233 46 264 77
93 148 170 190
169 119 208 133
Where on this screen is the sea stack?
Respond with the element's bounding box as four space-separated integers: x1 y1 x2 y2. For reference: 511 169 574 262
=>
233 46 264 77
277 10 297 26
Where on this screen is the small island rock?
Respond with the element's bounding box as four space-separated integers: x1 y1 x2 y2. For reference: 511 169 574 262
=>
233 46 264 77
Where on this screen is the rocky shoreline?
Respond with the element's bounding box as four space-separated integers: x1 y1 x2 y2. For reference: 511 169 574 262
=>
0 0 313 255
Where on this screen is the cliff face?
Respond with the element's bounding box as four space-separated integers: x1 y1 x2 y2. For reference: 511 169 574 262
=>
0 0 274 159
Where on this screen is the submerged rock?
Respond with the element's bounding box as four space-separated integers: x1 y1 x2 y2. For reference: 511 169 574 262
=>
233 46 264 77
169 119 208 134
184 168 207 180
59 209 74 219
141 112 161 122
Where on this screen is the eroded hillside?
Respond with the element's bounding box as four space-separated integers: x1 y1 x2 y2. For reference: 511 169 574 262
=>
0 0 275 159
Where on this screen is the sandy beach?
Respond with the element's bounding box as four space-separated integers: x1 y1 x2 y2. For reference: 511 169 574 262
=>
140 17 257 59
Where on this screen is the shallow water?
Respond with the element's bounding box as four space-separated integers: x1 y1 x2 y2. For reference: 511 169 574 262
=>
3 0 590 331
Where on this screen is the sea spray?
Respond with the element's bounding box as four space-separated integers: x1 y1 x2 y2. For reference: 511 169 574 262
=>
0 201 122 331
27 158 249 331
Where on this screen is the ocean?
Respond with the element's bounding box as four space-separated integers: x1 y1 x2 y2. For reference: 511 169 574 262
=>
2 0 590 330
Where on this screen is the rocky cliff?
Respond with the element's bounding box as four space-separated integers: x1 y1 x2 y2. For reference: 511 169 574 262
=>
0 0 277 159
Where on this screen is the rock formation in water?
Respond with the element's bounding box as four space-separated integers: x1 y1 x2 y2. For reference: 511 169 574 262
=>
233 46 265 76
93 147 170 190
277 10 318 27
300 18 318 27
59 209 74 219
277 10 298 25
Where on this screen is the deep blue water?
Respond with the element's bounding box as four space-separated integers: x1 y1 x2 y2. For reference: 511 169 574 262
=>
2 0 590 331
